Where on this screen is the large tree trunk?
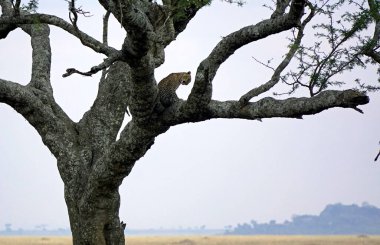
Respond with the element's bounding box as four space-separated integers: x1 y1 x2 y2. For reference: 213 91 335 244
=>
58 153 128 245
65 182 125 245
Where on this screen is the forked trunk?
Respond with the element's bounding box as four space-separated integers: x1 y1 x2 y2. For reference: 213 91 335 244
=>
64 180 126 245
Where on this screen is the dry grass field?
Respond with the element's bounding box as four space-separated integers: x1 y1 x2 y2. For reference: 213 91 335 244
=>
0 235 379 245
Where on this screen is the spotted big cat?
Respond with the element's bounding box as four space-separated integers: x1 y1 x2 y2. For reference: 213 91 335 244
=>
157 71 191 107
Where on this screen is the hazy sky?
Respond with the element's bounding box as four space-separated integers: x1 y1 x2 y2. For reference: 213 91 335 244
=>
0 1 380 230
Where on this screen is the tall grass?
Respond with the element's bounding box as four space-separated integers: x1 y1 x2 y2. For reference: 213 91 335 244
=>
0 235 379 245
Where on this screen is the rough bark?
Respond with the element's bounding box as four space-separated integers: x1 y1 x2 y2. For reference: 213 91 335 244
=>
0 0 375 244
63 158 126 245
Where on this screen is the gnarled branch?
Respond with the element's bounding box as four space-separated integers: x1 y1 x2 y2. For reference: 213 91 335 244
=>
239 1 315 105
0 0 17 38
22 22 53 93
163 89 369 126
62 52 123 78
185 0 306 112
0 13 117 56
208 89 369 120
0 78 77 158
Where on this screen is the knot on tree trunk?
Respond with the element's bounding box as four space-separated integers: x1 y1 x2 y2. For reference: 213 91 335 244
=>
339 89 370 107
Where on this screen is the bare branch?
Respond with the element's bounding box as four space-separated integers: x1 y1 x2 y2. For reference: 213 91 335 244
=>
239 2 315 105
209 89 369 120
96 1 159 123
0 0 13 12
185 0 306 112
66 0 93 46
0 0 17 38
1 0 52 92
61 8 115 79
99 0 155 62
103 10 111 46
101 10 111 81
0 13 117 56
98 0 211 66
62 52 123 78
0 78 77 158
163 89 369 126
0 78 28 106
271 0 291 19
21 22 53 93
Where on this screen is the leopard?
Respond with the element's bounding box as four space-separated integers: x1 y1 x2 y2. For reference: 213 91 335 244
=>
157 71 191 107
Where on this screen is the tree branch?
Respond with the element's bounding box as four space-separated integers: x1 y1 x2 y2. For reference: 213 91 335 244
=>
0 0 17 38
12 0 21 15
0 0 78 159
239 2 315 105
0 78 77 158
0 21 16 38
208 89 369 120
363 0 380 63
98 0 155 63
271 0 291 19
95 2 159 121
0 0 12 13
77 62 131 160
98 0 211 68
1 0 121 78
0 13 117 56
62 52 123 78
22 22 53 93
164 89 369 125
1 0 53 92
103 10 111 46
169 0 211 36
127 54 157 123
185 0 306 111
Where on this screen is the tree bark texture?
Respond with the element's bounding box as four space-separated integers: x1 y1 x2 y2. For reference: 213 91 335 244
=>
0 0 377 244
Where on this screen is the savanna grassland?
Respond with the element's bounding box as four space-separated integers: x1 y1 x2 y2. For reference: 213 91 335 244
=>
0 235 380 245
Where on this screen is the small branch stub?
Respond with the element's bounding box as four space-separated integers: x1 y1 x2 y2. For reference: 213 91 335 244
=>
62 68 93 77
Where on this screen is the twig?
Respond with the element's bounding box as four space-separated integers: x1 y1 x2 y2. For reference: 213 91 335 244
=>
62 53 123 78
66 0 92 43
239 2 315 105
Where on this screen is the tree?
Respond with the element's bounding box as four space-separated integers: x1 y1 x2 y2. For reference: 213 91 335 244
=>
0 0 379 244
4 223 12 232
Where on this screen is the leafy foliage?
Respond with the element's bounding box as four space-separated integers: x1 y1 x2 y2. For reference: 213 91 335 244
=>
21 0 39 13
276 0 380 96
221 0 246 6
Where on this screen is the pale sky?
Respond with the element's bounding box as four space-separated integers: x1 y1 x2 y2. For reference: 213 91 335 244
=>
0 1 380 230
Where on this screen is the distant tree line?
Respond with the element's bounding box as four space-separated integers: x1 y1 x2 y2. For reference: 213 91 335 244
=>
225 203 380 235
